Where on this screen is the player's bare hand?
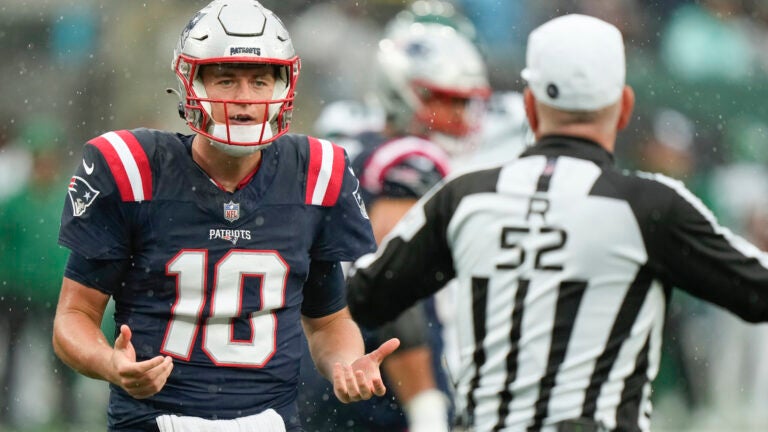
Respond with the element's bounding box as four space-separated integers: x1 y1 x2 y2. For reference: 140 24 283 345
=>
111 324 174 399
333 337 400 403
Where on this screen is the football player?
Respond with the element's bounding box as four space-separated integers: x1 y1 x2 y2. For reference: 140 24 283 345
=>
299 3 491 432
360 7 492 432
52 1 398 431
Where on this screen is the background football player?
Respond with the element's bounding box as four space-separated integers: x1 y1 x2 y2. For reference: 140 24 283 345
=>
298 2 491 431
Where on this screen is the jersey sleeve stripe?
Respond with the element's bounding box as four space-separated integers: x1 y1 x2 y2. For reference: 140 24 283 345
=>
306 137 345 206
306 137 323 204
115 129 153 200
361 137 451 193
89 135 133 202
89 131 152 202
322 141 345 206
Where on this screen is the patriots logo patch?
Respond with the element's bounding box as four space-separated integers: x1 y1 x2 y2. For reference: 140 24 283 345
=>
68 176 100 217
179 10 207 49
406 41 430 58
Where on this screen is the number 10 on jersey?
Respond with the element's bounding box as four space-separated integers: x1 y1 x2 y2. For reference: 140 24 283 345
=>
161 250 288 367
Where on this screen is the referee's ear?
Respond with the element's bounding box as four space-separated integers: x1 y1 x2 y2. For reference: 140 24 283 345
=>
523 88 540 138
616 85 635 131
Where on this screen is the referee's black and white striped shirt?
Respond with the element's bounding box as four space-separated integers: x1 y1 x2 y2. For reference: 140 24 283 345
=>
347 135 768 432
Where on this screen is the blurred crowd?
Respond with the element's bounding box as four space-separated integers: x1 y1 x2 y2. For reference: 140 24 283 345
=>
2 0 768 431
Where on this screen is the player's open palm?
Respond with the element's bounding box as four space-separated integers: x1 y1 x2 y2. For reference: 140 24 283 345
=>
111 324 174 399
333 337 400 403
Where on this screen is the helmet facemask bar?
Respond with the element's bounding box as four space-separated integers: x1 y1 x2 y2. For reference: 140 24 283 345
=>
173 54 300 152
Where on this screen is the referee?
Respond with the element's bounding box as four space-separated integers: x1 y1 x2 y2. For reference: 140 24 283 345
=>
346 14 768 432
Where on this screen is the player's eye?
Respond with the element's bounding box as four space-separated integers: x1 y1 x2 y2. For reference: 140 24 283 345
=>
215 78 235 87
251 75 275 88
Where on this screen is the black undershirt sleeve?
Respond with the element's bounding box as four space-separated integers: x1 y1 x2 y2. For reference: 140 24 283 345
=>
301 260 346 318
63 250 130 296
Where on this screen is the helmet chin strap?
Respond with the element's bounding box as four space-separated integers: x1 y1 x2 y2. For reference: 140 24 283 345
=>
211 122 274 144
207 122 275 157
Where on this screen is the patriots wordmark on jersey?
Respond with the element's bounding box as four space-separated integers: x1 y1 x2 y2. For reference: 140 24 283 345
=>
59 128 375 430
348 136 768 432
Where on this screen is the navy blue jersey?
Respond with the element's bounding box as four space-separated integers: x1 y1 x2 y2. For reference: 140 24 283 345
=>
351 133 451 206
59 129 375 430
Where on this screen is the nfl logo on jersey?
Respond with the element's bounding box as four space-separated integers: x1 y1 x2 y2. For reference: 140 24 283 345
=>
223 201 240 222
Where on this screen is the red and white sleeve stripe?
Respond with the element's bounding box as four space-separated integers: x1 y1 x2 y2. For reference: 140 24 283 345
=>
361 136 451 194
88 130 153 202
305 137 346 206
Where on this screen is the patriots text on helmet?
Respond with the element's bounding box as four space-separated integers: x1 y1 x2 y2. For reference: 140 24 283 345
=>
230 47 261 56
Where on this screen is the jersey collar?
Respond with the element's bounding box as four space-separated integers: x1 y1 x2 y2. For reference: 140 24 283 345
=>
521 135 615 167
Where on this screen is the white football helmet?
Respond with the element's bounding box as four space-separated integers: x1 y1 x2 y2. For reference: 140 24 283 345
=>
172 0 300 157
375 21 491 156
313 100 385 140
385 0 478 42
480 91 533 154
313 99 385 161
453 91 533 170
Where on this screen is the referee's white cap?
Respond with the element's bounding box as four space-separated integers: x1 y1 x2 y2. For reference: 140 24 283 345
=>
521 14 626 112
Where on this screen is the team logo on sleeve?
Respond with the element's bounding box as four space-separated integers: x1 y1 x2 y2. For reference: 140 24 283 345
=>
223 201 240 222
67 176 100 217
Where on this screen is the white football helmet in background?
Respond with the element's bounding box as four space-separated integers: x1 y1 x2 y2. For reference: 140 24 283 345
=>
469 91 533 166
375 21 491 157
313 99 385 160
172 0 300 157
384 0 478 42
313 99 385 140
